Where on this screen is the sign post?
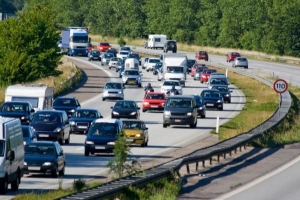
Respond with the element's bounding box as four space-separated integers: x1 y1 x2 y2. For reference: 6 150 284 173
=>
273 79 288 94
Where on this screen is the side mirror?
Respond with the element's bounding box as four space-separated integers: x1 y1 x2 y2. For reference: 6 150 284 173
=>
8 150 15 161
111 106 113 109
31 109 35 112
60 151 64 156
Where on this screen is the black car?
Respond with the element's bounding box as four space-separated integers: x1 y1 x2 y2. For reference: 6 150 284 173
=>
163 40 177 53
111 100 140 119
0 101 35 125
69 109 103 134
30 110 71 145
24 141 65 177
153 62 163 75
200 89 224 110
88 50 101 61
106 48 118 57
163 95 198 128
53 97 81 118
212 85 232 103
22 125 37 146
127 53 141 65
193 95 206 118
187 59 196 74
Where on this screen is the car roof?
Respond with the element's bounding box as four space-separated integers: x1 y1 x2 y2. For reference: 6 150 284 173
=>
105 82 122 84
3 101 31 104
55 96 77 100
145 92 165 95
29 141 57 145
121 119 144 122
167 95 194 99
124 69 139 71
94 118 120 123
163 80 180 82
115 100 136 103
212 85 229 88
36 110 65 114
202 89 220 92
148 57 159 59
74 108 99 112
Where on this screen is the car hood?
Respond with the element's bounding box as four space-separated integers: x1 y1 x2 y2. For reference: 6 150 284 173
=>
25 154 57 164
69 118 97 123
0 112 27 118
53 106 78 111
161 86 182 90
86 135 117 145
124 129 143 137
30 122 61 131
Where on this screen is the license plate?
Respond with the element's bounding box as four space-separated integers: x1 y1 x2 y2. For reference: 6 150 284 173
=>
207 103 214 106
28 166 40 171
93 57 98 59
126 139 134 142
78 126 87 129
95 146 105 149
151 105 158 108
78 53 82 55
129 81 135 84
39 134 48 137
175 119 181 122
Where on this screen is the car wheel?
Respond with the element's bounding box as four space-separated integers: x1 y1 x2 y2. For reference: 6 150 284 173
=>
228 99 231 103
88 59 91 61
201 114 206 118
0 176 8 194
65 133 70 144
84 149 90 157
218 106 223 111
102 98 106 101
109 67 111 69
59 134 64 145
245 66 248 69
142 109 146 113
59 163 65 176
138 84 142 88
11 170 20 191
51 165 58 178
146 69 149 72
163 124 168 128
194 78 196 81
201 80 203 83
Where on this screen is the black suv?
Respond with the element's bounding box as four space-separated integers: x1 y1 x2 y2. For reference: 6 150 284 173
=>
163 95 198 128
0 101 35 125
163 40 177 53
53 97 81 118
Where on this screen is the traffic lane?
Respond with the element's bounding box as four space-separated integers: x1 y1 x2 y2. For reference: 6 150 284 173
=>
222 155 300 200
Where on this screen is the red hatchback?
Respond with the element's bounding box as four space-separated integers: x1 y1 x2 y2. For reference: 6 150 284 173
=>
195 51 209 61
227 52 240 62
142 92 166 112
200 68 217 83
97 42 111 52
191 63 208 77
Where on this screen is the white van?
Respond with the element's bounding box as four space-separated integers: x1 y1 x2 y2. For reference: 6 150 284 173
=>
125 58 139 70
5 84 54 111
0 117 24 194
147 34 167 49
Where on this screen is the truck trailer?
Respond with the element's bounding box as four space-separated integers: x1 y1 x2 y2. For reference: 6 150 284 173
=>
162 54 187 87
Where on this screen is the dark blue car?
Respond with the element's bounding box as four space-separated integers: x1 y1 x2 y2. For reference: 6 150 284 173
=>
53 97 81 118
200 89 224 110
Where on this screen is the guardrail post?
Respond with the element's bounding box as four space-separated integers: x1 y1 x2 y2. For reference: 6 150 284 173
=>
210 157 212 165
244 144 247 150
216 116 220 133
229 151 232 156
196 162 199 171
223 153 226 159
240 146 242 151
202 160 205 168
186 164 190 174
176 171 181 178
217 155 220 162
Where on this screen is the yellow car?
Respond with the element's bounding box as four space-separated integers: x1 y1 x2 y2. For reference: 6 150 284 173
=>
122 119 149 147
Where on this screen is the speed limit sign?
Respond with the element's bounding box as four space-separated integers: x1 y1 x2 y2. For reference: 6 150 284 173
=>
273 79 288 93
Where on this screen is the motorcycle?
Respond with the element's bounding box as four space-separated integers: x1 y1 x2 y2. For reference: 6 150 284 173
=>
144 87 154 96
166 90 179 97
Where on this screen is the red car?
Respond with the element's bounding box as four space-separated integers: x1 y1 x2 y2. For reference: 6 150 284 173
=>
200 68 217 83
191 63 208 77
195 51 209 61
227 52 240 62
142 92 166 112
97 42 111 52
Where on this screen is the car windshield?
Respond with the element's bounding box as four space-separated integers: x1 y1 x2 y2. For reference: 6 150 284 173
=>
145 93 165 99
237 58 247 61
155 63 163 69
110 57 119 61
187 59 196 67
213 86 229 92
194 96 204 105
149 59 160 63
166 98 193 108
25 143 56 155
128 54 139 59
114 101 136 109
104 54 114 58
203 70 217 74
1 103 30 113
201 91 221 97
88 123 117 136
72 110 98 118
0 140 5 156
91 50 100 54
144 58 149 62
163 81 180 86
121 47 131 51
124 70 139 75
210 78 228 85
166 66 183 73
232 52 240 56
100 43 110 46
120 52 129 55
53 98 76 106
123 121 144 129
195 68 201 72
33 112 62 123
105 83 122 89
22 126 30 137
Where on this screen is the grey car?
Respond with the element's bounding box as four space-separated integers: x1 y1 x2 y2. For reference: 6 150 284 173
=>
102 82 125 101
122 69 143 87
232 57 248 69
100 53 114 66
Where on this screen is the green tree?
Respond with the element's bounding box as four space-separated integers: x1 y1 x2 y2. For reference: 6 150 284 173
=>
0 4 62 86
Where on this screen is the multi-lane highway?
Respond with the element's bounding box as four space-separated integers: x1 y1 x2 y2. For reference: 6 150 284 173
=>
1 51 245 199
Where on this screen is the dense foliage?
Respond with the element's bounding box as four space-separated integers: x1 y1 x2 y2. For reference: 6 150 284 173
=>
0 4 62 86
2 0 300 57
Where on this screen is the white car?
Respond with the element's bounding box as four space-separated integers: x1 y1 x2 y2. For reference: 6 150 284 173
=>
108 57 122 69
160 80 183 95
146 58 160 72
117 51 130 60
120 46 132 53
141 57 149 69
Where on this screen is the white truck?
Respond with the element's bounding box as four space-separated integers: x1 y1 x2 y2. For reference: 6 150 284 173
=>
161 54 187 87
0 117 24 194
146 34 167 49
61 27 91 57
125 58 139 70
5 84 54 111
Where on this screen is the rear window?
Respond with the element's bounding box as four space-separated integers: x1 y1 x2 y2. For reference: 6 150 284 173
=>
163 81 180 86
145 93 165 99
154 38 161 42
149 59 160 63
237 58 247 61
100 43 110 46
53 98 76 106
199 51 207 55
201 91 221 97
166 98 193 108
88 123 118 136
232 52 240 56
210 78 228 85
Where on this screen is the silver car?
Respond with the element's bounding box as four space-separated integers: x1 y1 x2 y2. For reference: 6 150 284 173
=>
102 82 124 101
193 68 201 81
232 57 248 69
122 69 143 87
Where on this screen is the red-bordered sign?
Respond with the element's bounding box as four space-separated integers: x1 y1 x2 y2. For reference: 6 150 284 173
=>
273 79 288 93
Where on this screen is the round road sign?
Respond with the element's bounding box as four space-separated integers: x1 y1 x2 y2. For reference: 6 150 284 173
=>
273 79 288 93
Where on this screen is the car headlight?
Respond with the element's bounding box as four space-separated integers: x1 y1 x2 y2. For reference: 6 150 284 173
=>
113 111 119 115
107 142 115 145
136 134 141 137
225 94 229 96
54 127 62 132
164 111 171 115
118 91 122 94
21 116 27 120
217 100 221 103
198 107 203 110
24 162 27 166
23 141 27 146
187 112 192 116
69 109 75 113
143 102 149 105
70 121 76 125
130 112 136 115
43 162 53 166
86 141 94 144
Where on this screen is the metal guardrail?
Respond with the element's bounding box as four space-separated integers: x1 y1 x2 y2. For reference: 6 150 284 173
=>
57 51 291 200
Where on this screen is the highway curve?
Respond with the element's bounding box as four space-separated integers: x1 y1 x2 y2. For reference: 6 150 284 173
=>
1 51 245 199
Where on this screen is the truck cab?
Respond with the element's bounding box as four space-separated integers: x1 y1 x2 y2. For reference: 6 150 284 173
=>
163 54 187 87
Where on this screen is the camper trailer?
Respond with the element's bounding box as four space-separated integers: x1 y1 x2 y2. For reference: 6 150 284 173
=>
147 34 167 49
125 58 139 70
5 84 54 111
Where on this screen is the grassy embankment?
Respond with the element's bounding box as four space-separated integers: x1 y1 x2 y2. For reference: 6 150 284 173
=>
0 57 81 102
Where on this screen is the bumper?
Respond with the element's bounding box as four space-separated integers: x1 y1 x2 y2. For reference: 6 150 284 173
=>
89 57 100 60
70 49 88 56
24 165 56 174
123 80 141 85
200 77 209 82
36 132 61 141
205 102 223 109
103 93 124 99
163 115 194 125
142 104 164 111
85 144 114 153
70 126 88 134
126 137 145 145
112 113 138 119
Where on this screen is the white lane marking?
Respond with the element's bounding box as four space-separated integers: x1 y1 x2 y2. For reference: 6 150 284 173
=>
216 154 300 200
76 147 84 150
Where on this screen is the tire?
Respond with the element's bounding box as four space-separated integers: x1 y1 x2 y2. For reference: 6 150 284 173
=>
11 171 20 191
84 149 90 156
201 80 203 83
201 114 206 118
146 69 149 72
0 176 8 194
138 84 142 88
166 50 168 53
218 106 223 111
163 124 167 128
59 163 65 176
59 134 64 145
109 67 111 69
102 98 106 101
228 99 231 103
65 133 70 144
190 118 197 128
142 109 146 113
119 75 122 78
51 165 58 178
